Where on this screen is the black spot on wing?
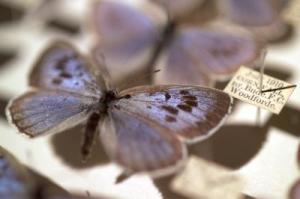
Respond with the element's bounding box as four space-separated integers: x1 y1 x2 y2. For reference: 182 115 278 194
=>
161 105 178 115
180 90 189 95
165 92 171 101
59 72 72 79
165 115 177 122
52 78 62 85
55 56 70 70
177 104 192 112
185 100 198 107
182 95 197 101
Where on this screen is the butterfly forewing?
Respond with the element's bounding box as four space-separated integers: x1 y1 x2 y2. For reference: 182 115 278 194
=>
110 85 232 143
101 107 186 176
7 91 98 137
29 41 105 97
92 1 159 81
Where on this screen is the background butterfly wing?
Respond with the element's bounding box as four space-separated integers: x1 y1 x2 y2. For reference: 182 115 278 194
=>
112 85 232 143
29 41 105 97
91 1 160 82
154 35 212 86
173 26 260 76
7 91 97 137
219 0 278 26
101 107 186 176
155 26 260 85
0 146 32 199
219 0 288 42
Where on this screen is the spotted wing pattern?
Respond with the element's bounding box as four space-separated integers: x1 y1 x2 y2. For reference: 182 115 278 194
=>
29 41 105 97
7 91 98 137
111 85 232 143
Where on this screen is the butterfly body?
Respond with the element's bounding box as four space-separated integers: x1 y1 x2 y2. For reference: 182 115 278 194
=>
7 41 232 178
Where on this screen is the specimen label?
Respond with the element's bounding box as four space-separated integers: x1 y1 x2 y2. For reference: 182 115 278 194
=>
224 66 296 114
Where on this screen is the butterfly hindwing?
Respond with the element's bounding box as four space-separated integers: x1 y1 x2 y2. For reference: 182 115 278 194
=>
155 26 260 85
172 27 259 76
111 85 232 143
7 91 97 137
29 41 105 97
101 107 186 176
220 0 277 26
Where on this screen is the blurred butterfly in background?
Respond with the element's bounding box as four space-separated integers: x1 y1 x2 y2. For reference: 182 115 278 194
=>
218 0 291 42
0 146 106 199
6 41 232 179
91 0 263 87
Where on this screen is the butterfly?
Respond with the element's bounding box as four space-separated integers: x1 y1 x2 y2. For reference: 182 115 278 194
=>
218 0 289 42
6 40 232 178
91 0 262 87
0 146 109 199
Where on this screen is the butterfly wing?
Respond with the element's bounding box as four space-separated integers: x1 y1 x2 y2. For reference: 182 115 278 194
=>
111 85 232 143
7 91 98 137
101 85 230 175
154 36 212 86
29 41 105 97
219 0 288 42
159 26 260 83
91 1 160 81
101 107 186 176
0 146 33 199
219 0 278 26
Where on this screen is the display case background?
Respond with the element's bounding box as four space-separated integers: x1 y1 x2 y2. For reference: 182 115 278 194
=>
0 0 300 198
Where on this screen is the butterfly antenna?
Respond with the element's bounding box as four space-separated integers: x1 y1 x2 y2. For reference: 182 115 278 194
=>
118 69 161 91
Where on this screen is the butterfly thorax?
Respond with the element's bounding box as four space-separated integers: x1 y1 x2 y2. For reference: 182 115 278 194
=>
98 90 118 114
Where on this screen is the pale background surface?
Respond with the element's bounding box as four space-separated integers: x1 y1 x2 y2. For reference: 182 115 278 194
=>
0 0 300 198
